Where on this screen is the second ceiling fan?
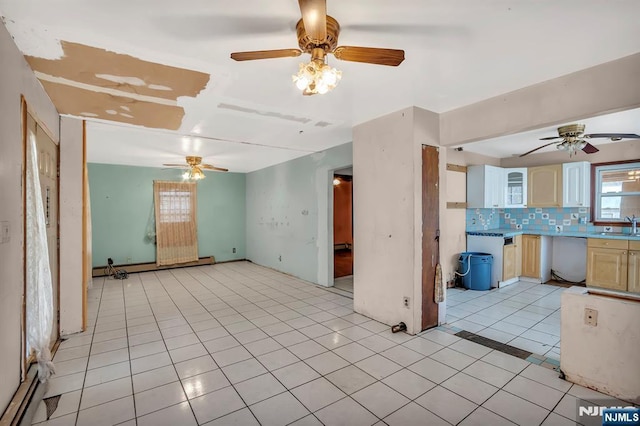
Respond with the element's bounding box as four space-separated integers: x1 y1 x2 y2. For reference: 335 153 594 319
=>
520 124 640 157
230 0 405 95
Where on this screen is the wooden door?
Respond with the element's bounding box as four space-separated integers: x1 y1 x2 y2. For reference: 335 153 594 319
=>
503 244 516 281
333 175 353 278
421 145 439 330
26 112 59 349
521 235 540 278
514 234 523 277
586 247 628 291
528 165 562 207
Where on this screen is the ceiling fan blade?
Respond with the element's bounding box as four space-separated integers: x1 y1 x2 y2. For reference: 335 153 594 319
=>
539 136 562 141
163 163 189 167
230 49 302 61
333 46 405 66
298 0 327 43
519 141 559 157
201 164 229 172
584 133 640 139
582 143 600 154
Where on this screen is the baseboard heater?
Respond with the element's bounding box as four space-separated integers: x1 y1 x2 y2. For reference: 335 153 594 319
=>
92 256 215 277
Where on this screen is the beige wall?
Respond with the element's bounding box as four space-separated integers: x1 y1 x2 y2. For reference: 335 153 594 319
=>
0 23 59 414
59 116 85 335
353 107 420 333
440 53 640 147
561 288 640 403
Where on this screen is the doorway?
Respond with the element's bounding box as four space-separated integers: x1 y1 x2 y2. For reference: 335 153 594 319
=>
333 167 353 293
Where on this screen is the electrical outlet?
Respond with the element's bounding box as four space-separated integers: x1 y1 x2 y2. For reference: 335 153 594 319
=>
232 247 236 253
126 257 132 264
279 255 282 262
403 297 410 308
584 308 598 326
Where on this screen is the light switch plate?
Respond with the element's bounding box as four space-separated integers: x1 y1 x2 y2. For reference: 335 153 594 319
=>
584 308 598 326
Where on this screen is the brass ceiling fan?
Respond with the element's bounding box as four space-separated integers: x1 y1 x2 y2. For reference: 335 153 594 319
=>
520 124 640 157
163 156 228 180
230 0 405 95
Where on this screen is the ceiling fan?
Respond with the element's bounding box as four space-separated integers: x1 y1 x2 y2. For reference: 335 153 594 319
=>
230 0 405 95
163 156 228 180
520 124 640 157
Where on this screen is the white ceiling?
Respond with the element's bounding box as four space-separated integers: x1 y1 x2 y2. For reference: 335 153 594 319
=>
2 0 640 171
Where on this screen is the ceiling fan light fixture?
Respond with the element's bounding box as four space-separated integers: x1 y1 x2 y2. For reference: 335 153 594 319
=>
182 166 205 181
292 58 341 95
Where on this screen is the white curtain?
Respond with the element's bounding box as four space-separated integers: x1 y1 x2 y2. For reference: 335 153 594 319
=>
154 181 198 266
26 130 55 382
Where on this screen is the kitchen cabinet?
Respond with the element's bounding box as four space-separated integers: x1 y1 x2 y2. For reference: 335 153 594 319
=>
467 165 504 208
586 239 628 291
521 234 552 282
503 244 516 281
563 161 590 207
528 164 562 207
505 168 527 208
521 235 540 278
502 234 522 281
626 240 640 293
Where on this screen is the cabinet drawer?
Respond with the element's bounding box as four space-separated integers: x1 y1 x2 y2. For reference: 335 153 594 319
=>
587 238 629 250
630 240 640 251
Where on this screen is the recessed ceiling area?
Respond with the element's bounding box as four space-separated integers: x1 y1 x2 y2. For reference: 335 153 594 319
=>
1 0 639 172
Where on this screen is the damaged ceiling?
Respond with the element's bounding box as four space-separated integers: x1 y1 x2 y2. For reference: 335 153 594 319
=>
1 1 640 172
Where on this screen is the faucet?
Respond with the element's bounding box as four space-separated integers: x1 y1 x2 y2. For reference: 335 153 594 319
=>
626 214 639 234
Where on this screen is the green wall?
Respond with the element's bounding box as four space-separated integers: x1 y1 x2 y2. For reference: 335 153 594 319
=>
88 163 246 267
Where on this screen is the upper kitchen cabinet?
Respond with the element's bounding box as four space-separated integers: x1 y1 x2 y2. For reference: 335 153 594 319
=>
467 165 505 208
563 161 591 207
528 164 563 207
505 168 527 208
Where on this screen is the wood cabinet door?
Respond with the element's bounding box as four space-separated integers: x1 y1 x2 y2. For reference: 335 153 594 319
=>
528 165 562 207
628 250 640 293
586 247 628 291
503 244 516 281
521 235 540 278
514 234 523 277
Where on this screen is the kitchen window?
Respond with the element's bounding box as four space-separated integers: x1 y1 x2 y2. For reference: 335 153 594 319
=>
592 161 640 225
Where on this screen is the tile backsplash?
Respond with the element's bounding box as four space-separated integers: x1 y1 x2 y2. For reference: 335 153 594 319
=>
501 207 593 233
466 207 599 233
466 208 501 231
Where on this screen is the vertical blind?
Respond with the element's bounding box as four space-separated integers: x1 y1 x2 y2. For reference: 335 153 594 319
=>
153 181 198 266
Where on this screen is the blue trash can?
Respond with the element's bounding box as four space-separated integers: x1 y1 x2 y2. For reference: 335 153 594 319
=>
458 252 493 291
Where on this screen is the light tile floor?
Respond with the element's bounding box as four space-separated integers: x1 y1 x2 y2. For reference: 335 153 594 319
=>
33 262 612 425
446 281 564 361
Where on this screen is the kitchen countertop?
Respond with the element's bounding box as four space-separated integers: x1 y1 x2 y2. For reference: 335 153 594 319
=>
466 228 640 240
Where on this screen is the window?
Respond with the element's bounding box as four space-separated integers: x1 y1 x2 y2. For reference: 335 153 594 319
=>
593 161 640 224
153 181 198 266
